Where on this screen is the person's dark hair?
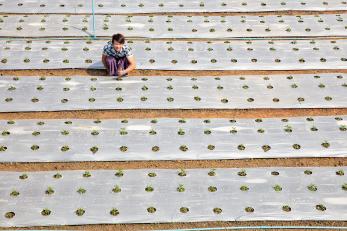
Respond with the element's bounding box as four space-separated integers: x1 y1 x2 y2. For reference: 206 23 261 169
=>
112 33 125 44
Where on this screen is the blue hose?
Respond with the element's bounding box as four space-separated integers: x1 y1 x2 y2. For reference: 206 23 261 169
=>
152 226 347 231
91 0 96 40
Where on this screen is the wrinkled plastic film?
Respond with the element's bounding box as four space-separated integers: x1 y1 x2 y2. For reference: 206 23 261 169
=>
0 74 346 112
0 0 346 13
0 167 346 227
0 116 346 162
1 14 347 38
1 39 347 70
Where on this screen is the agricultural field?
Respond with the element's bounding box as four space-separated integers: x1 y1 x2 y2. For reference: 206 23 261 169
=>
0 0 346 230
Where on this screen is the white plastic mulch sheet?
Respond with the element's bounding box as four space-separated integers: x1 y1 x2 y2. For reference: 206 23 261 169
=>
1 74 347 112
0 116 346 162
0 167 346 227
1 14 347 38
1 39 347 70
0 0 346 13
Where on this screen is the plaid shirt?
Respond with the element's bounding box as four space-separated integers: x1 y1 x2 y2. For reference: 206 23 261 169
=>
102 41 133 58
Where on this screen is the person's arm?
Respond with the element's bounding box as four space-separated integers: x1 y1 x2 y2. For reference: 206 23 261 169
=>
118 55 136 76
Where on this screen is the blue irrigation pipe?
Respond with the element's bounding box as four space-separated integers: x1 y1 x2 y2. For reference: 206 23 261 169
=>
91 0 96 40
152 226 347 231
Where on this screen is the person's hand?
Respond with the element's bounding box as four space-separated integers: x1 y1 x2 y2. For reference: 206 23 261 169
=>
117 70 126 76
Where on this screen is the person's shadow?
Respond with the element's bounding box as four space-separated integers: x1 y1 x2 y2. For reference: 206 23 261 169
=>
86 62 106 76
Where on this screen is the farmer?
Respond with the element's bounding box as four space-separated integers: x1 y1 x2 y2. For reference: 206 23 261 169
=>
101 33 136 77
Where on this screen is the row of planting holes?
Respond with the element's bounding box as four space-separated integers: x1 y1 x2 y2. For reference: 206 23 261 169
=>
3 15 346 31
2 117 347 123
4 1 347 8
0 142 341 153
1 124 346 136
3 83 346 91
0 142 346 154
1 204 332 219
3 14 345 20
1 76 345 81
2 75 346 102
1 96 343 104
7 26 347 32
3 169 345 219
2 46 347 52
0 39 344 45
1 117 345 151
0 117 344 124
1 57 347 65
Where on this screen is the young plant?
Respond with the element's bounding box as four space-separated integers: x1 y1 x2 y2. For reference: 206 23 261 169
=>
148 172 156 177
180 207 189 213
45 187 55 195
115 169 124 177
178 169 187 177
53 173 62 179
208 186 217 192
90 146 98 154
152 146 160 152
179 145 188 152
284 125 293 132
147 207 156 213
31 145 39 151
273 184 282 192
262 145 271 152
307 184 318 191
110 208 119 216
82 171 91 178
41 209 51 216
5 212 15 219
321 141 330 148
77 188 86 194
238 169 247 176
177 128 185 135
61 146 70 152
177 184 185 192
292 144 301 150
208 169 216 176
119 128 128 135
112 185 121 193
315 204 326 211
145 185 154 192
213 208 222 214
10 190 20 197
245 207 254 213
19 174 28 180
75 208 85 216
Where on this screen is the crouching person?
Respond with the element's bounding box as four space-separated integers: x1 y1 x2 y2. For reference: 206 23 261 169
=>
101 33 136 77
